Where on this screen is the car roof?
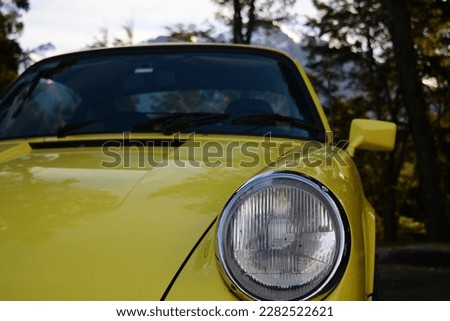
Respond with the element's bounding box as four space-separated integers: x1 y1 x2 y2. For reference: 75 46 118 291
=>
30 43 296 69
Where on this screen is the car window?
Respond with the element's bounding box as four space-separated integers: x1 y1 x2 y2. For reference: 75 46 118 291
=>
119 90 291 115
0 79 81 138
0 49 324 140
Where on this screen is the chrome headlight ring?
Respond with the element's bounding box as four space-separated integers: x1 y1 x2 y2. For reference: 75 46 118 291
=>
216 171 350 301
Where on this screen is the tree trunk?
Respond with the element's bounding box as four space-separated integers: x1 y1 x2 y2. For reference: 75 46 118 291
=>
381 0 448 241
244 0 256 44
232 0 244 43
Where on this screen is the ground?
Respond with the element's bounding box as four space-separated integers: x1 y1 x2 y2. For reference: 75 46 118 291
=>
376 243 450 300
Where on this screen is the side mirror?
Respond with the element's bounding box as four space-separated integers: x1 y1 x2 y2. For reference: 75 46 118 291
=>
346 119 397 157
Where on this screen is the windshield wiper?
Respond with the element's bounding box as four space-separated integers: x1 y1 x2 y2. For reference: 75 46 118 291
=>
56 112 169 137
163 113 229 134
57 112 229 137
133 112 229 135
231 113 324 134
57 119 104 137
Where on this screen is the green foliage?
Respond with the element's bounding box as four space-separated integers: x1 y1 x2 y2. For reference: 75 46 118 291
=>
409 1 450 220
88 21 134 48
0 0 29 93
165 23 218 43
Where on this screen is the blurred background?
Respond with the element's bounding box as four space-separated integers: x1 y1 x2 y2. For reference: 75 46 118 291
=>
1 0 449 299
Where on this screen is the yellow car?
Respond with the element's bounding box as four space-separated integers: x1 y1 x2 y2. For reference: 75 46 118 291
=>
0 44 396 301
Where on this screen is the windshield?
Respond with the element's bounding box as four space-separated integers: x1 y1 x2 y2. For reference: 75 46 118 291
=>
0 47 324 140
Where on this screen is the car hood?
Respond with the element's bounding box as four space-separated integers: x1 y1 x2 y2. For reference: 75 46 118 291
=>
0 135 302 300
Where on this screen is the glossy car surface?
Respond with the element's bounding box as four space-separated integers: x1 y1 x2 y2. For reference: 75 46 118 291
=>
0 44 396 300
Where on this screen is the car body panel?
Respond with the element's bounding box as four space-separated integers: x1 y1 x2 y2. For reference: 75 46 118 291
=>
0 134 284 299
0 133 373 300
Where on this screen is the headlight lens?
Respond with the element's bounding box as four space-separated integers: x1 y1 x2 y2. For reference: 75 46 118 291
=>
217 172 348 301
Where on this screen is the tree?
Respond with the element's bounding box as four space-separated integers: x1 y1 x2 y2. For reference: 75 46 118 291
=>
407 0 450 239
165 23 218 43
0 0 29 93
380 0 448 242
88 21 134 48
213 0 297 43
165 0 298 44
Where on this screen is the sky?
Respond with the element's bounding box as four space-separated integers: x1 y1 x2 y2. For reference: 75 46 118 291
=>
19 0 316 57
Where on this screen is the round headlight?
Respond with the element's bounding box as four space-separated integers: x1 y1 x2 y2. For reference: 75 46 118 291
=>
217 172 349 301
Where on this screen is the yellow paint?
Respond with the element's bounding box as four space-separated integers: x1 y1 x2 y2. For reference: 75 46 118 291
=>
0 143 31 164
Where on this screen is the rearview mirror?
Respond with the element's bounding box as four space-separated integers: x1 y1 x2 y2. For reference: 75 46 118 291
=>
346 119 397 157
